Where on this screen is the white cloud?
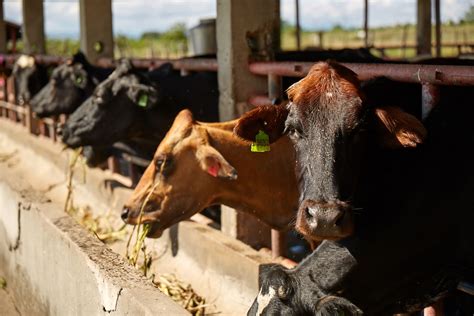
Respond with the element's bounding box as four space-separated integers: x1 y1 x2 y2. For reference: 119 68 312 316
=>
2 0 472 38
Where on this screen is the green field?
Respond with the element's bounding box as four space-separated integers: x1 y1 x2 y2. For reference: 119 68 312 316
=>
10 21 473 59
281 22 474 58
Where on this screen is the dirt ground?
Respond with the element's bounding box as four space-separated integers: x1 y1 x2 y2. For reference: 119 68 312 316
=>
0 284 20 316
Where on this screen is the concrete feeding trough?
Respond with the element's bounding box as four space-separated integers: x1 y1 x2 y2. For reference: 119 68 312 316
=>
0 117 282 315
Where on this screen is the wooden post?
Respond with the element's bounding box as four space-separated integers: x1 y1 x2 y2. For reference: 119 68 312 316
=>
364 0 369 48
22 0 46 54
434 0 441 57
79 0 114 63
217 0 280 250
0 0 6 53
416 0 432 56
295 0 301 50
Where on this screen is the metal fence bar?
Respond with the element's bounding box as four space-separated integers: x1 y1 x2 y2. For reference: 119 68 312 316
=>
249 62 474 86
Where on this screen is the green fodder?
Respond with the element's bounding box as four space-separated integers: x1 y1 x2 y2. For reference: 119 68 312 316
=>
124 160 209 315
153 274 208 315
0 276 6 289
64 147 126 243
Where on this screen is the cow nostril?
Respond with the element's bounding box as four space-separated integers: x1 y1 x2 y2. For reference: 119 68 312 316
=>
306 207 317 218
121 208 130 221
334 211 345 227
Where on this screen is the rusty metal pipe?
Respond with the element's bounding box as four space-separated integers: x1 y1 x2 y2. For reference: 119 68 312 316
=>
248 95 273 107
271 229 285 259
97 57 218 72
249 62 474 86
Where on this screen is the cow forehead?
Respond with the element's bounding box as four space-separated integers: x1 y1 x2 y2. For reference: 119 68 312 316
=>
256 286 276 315
287 62 362 114
155 119 197 156
16 55 35 69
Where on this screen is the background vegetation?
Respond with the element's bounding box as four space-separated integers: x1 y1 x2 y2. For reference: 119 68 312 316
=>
10 5 474 60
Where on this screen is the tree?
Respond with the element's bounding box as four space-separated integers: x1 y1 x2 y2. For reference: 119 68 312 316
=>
462 5 474 23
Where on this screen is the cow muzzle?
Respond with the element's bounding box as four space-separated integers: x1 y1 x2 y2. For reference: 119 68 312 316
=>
121 204 164 238
297 199 354 240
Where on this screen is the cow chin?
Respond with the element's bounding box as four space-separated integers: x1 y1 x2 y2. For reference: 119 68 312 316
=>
146 223 164 238
295 209 354 241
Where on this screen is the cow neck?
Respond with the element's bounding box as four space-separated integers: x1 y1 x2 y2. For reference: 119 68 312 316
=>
135 109 175 143
202 125 299 230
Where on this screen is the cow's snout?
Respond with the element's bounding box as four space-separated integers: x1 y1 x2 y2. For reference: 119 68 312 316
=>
297 199 354 240
121 207 130 221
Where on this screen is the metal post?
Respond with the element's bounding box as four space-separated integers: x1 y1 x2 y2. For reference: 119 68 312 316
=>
421 83 439 120
318 31 324 49
128 162 140 187
364 0 369 48
271 230 285 259
416 0 432 56
295 0 301 50
268 72 284 258
0 0 6 53
107 157 120 174
22 0 46 54
25 105 33 133
434 0 441 57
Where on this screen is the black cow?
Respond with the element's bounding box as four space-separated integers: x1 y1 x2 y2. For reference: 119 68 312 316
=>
12 55 50 105
61 59 219 148
30 51 114 117
236 61 474 314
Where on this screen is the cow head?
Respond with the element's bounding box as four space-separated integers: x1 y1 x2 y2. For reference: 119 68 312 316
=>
30 52 98 117
61 59 164 148
248 263 362 315
234 61 426 242
121 109 237 238
12 55 47 105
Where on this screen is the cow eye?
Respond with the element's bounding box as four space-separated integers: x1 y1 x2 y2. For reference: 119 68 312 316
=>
155 155 173 175
284 125 302 139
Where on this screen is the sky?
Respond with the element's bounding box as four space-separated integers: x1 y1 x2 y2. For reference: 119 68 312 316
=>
2 0 472 39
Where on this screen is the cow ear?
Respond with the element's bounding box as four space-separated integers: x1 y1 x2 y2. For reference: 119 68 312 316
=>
374 106 427 149
195 145 238 180
233 105 289 143
127 84 160 110
315 296 363 315
71 51 90 67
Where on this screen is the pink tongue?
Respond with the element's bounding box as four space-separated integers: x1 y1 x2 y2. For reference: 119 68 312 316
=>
207 165 219 177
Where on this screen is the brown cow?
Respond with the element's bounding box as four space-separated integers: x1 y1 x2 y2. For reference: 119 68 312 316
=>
121 109 298 239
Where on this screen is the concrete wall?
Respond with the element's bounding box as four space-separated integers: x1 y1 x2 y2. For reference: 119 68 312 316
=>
79 0 114 62
0 166 188 315
22 0 46 54
216 0 280 250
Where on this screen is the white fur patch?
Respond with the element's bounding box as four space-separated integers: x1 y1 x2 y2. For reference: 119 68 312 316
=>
16 55 35 68
256 286 275 315
326 92 333 98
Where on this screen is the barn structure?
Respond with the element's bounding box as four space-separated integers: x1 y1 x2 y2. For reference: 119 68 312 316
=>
0 0 473 315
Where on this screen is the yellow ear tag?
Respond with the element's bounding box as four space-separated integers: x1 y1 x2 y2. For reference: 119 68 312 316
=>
251 130 270 152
